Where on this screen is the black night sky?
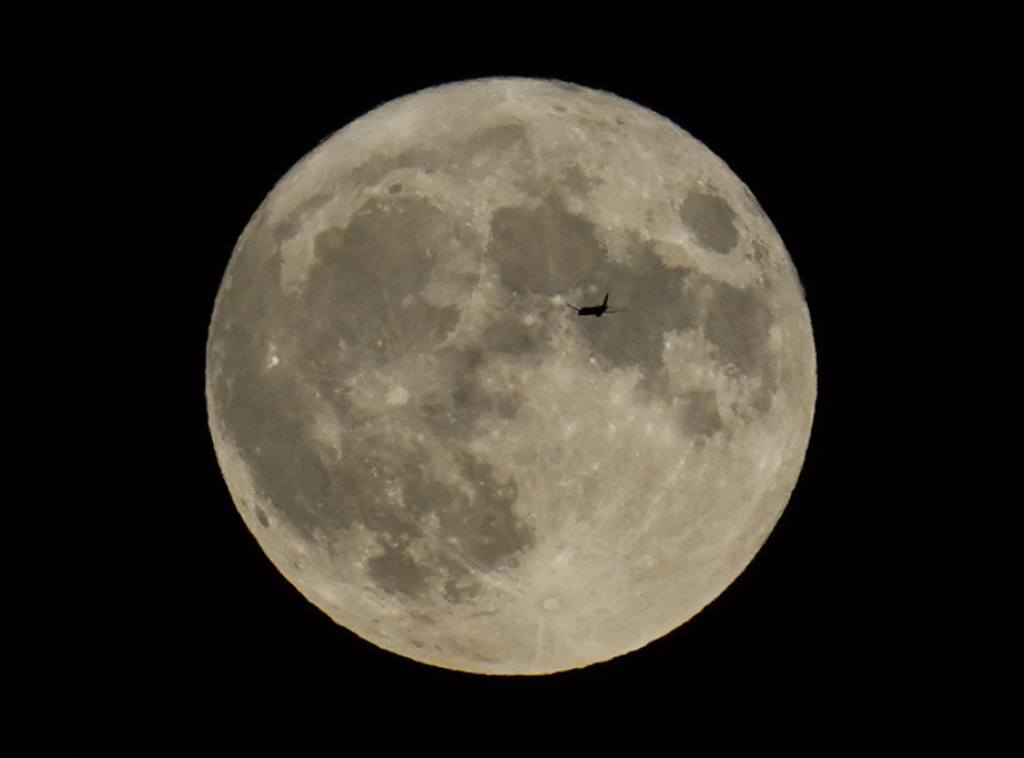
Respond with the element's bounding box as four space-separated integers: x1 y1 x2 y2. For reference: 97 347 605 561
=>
18 5 1013 752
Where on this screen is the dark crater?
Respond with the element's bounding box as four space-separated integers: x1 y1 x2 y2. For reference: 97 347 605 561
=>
679 191 739 254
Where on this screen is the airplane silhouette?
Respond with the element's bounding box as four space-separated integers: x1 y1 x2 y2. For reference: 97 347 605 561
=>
567 293 617 317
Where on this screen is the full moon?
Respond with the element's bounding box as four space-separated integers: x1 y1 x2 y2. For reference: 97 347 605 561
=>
206 78 816 675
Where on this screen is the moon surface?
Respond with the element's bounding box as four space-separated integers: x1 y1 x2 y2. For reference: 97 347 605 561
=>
206 78 816 675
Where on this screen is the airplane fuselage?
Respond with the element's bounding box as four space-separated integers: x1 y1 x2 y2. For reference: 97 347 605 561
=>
570 293 610 317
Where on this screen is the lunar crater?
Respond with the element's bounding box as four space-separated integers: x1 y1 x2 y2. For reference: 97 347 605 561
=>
679 190 740 254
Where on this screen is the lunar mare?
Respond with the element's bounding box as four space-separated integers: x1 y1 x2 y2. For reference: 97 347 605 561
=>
206 78 816 674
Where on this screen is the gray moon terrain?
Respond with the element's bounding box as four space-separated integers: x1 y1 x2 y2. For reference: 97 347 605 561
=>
205 78 816 675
